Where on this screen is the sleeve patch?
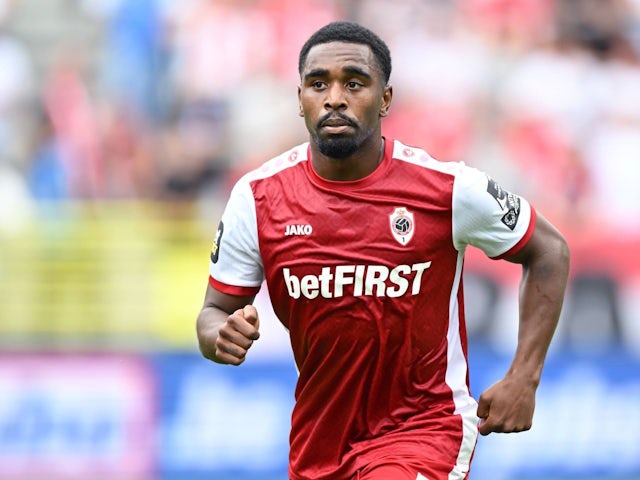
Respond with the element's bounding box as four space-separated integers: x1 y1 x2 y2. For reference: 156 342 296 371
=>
210 221 224 264
486 177 521 231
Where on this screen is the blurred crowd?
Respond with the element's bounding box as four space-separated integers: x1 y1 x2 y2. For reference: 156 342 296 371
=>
1 0 640 234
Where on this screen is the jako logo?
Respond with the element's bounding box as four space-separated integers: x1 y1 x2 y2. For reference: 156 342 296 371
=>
285 224 313 236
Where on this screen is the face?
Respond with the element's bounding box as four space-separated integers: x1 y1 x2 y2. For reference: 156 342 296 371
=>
298 41 392 159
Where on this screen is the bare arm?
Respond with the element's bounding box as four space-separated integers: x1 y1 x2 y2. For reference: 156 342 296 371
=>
196 283 259 365
477 212 570 435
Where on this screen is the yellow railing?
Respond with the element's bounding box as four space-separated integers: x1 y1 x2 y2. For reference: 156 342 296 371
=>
0 201 222 351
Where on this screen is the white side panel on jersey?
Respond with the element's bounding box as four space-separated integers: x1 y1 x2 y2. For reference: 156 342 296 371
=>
445 250 478 479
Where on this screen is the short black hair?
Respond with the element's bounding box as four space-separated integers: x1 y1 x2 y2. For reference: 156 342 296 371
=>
298 21 392 84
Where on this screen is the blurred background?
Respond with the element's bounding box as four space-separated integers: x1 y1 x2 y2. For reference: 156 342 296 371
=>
0 0 639 479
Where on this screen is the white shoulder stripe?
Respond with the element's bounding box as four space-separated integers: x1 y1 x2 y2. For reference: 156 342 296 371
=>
243 143 309 182
392 140 465 176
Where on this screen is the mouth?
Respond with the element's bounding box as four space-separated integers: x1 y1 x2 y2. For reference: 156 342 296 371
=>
322 125 351 134
319 115 355 134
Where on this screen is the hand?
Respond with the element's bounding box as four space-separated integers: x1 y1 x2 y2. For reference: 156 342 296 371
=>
214 305 260 365
476 375 537 436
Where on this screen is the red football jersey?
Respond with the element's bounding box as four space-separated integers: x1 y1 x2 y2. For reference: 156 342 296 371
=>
209 139 536 480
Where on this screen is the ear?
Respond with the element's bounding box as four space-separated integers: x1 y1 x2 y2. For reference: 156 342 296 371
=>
379 85 393 117
297 85 304 117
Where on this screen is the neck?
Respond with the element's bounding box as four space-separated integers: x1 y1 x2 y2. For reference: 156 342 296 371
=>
310 137 385 182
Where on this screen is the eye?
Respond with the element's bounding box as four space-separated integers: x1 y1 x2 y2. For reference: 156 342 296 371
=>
311 80 326 89
346 81 363 90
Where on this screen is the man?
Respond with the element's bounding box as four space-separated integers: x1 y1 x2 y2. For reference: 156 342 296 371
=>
196 21 570 480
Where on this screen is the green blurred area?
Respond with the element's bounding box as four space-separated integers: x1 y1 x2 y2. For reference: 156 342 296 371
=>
0 201 217 351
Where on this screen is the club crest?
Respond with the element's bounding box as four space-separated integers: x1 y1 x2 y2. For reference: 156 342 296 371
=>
389 207 414 245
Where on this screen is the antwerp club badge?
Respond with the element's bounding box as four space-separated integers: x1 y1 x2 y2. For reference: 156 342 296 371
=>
389 207 415 245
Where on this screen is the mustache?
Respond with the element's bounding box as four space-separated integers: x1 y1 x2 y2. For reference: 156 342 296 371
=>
317 112 358 129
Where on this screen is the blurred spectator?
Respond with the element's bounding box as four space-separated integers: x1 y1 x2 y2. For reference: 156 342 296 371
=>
153 0 277 199
629 0 640 54
553 0 640 231
94 0 170 123
494 37 594 219
222 0 344 167
42 49 104 198
0 0 36 235
557 0 630 60
153 0 346 200
165 0 275 106
265 0 346 82
98 100 157 198
0 2 35 167
0 161 34 237
461 0 556 50
379 1 489 162
26 107 71 201
155 98 230 202
584 53 640 233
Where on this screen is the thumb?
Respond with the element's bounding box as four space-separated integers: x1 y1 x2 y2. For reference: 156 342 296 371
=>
476 395 492 436
242 304 260 328
477 396 490 420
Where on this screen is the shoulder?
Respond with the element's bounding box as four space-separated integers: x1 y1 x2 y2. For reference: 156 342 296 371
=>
389 139 500 209
226 143 309 204
240 143 309 184
390 139 466 178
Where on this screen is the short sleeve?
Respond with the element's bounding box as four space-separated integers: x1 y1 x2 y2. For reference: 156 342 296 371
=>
452 165 536 258
209 177 264 295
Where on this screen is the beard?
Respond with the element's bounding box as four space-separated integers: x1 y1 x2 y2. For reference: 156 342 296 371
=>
316 135 359 159
312 112 364 159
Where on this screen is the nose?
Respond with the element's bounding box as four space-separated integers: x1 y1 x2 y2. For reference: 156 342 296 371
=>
324 83 346 111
